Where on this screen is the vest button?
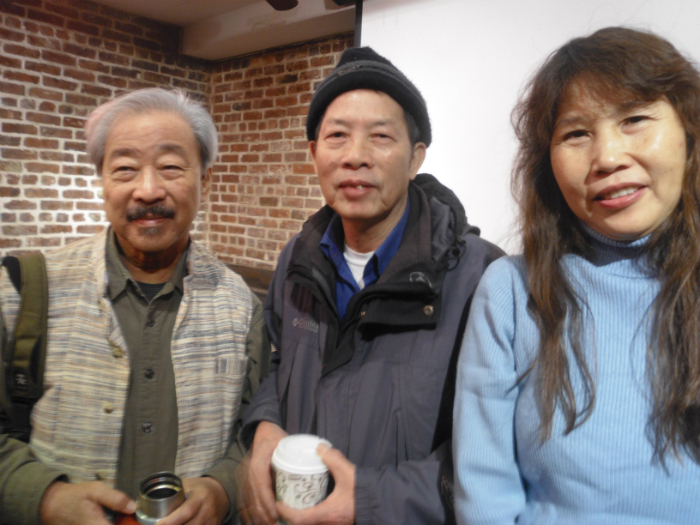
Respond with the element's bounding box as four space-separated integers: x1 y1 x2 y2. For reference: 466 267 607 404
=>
103 402 114 414
142 422 153 433
423 305 434 316
111 347 123 358
145 368 155 379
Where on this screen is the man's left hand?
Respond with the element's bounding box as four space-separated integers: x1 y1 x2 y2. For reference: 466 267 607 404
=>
157 477 229 525
276 444 355 525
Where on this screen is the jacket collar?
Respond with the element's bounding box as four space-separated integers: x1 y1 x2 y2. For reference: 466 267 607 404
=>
290 176 466 317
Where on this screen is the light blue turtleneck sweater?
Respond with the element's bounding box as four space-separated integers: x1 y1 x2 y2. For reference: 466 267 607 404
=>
453 230 700 525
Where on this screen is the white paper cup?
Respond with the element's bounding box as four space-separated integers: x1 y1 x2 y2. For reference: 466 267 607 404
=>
272 434 332 512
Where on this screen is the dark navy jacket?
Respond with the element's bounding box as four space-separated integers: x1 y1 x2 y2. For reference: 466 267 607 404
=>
242 174 504 524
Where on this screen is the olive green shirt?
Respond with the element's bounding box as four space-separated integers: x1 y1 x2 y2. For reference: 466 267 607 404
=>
106 232 185 498
0 234 271 525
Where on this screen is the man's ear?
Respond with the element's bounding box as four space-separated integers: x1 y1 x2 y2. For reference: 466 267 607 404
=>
409 142 427 180
200 166 212 202
309 141 318 173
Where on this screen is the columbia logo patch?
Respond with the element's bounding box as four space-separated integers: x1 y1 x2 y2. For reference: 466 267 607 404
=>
292 317 319 333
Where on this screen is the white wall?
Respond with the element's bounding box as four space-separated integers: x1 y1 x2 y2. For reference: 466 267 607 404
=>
362 0 700 252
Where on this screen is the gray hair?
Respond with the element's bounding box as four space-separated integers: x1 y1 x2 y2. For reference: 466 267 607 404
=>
85 88 218 174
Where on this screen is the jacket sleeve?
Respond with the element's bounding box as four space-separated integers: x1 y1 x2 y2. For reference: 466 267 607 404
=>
239 241 294 447
452 259 525 525
354 439 454 525
0 265 67 525
204 293 272 522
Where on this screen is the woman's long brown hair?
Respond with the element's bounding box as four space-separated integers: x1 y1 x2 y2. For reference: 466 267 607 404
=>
512 26 700 462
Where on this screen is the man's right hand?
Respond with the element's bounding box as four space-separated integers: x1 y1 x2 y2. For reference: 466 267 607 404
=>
40 481 136 525
237 421 288 525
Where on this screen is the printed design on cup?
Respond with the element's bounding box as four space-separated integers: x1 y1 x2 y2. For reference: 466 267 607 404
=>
272 434 333 511
275 471 330 508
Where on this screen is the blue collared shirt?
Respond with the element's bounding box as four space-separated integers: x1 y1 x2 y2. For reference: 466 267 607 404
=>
320 200 410 320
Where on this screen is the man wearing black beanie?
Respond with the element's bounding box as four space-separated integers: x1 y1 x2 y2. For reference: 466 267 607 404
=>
237 47 503 525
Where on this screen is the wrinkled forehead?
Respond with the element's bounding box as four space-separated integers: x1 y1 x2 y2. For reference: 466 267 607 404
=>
104 109 200 162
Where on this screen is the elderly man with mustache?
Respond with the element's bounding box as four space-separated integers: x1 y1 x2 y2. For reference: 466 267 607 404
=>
0 88 270 525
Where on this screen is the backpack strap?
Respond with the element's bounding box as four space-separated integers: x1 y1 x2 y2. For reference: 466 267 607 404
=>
5 253 48 402
1 253 48 442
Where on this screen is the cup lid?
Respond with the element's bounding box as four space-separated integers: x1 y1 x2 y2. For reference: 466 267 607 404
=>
272 434 333 474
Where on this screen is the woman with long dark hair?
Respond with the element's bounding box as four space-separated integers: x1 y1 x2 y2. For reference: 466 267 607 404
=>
453 27 700 524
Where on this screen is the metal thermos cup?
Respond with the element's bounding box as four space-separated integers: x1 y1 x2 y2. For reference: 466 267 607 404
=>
117 471 185 525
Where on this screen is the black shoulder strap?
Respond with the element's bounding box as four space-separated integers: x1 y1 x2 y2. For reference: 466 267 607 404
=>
1 253 48 442
4 253 48 401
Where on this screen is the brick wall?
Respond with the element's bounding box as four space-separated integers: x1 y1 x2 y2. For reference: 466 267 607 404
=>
209 34 353 269
0 0 210 254
0 0 353 270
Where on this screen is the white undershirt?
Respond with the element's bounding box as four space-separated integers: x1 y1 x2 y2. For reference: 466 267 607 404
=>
344 243 374 289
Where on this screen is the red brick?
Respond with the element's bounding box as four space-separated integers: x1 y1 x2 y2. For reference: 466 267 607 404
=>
0 2 26 16
76 225 103 234
263 154 282 163
62 42 97 59
133 37 160 52
25 162 60 173
284 152 307 162
63 189 94 199
0 136 20 147
81 12 111 28
64 68 96 82
0 27 25 42
76 202 102 210
6 199 37 210
24 137 59 148
64 141 85 152
62 117 85 129
0 187 20 197
78 58 110 73
62 165 93 176
286 106 308 117
25 60 61 75
41 200 73 210
277 74 298 85
40 224 72 234
2 148 37 160
40 126 72 139
0 55 22 69
0 161 22 174
27 8 64 27
25 188 58 198
3 225 37 235
259 197 279 207
28 87 63 102
66 20 100 36
26 112 62 125
0 108 21 120
27 237 62 247
97 74 128 88
0 81 24 95
3 44 40 59
2 122 38 135
41 49 76 67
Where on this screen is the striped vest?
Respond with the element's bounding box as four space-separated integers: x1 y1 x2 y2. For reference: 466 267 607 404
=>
2 231 252 485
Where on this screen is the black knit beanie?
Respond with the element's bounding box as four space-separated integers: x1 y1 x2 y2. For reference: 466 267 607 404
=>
306 47 432 146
